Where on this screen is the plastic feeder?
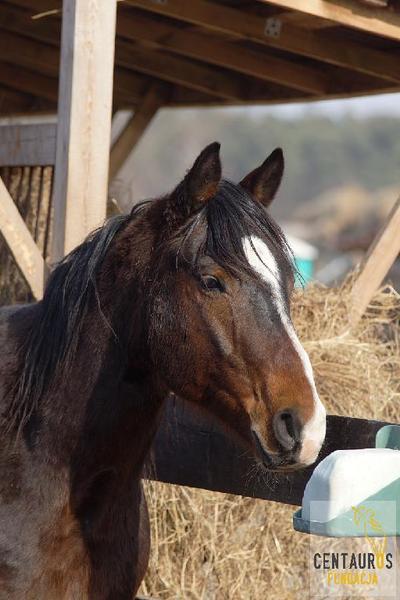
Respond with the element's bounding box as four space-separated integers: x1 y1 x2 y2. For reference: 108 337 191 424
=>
293 425 400 537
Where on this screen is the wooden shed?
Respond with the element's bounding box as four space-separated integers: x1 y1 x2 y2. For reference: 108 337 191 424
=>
1 0 400 306
2 0 400 114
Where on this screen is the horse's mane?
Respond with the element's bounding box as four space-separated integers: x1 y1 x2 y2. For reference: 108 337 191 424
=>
7 211 135 433
179 180 296 282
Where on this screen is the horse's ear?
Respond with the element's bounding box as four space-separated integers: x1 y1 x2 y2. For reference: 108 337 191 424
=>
239 148 284 208
183 142 222 212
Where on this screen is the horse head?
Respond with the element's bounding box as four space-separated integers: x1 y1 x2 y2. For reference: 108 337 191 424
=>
135 142 326 471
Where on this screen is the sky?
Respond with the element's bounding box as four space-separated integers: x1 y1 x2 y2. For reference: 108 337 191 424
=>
252 92 400 119
2 92 399 128
177 92 400 120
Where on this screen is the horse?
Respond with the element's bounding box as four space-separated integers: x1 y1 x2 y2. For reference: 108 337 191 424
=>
0 142 326 599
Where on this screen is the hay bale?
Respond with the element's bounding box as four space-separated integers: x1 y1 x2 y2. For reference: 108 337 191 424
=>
140 282 400 600
0 166 53 306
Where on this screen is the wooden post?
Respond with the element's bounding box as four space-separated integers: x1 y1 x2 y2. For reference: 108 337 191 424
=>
109 84 163 182
147 395 392 505
350 194 400 326
52 0 117 262
0 177 49 300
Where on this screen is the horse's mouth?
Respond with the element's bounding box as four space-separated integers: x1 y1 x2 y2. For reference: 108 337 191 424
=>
251 430 302 472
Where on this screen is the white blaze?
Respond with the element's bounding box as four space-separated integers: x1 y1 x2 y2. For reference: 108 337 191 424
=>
242 235 326 465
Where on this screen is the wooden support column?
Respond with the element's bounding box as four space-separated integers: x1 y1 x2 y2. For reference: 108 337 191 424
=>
0 177 49 300
350 194 400 326
109 84 163 182
52 0 117 262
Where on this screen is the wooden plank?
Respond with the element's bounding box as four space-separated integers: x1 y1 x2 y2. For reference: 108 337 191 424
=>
0 4 393 108
3 0 397 96
0 88 53 116
116 41 256 101
117 13 393 98
147 396 391 505
0 31 59 77
0 62 58 103
117 10 328 95
0 12 298 104
127 0 400 84
261 0 400 41
8 0 61 12
0 123 56 166
114 69 155 105
0 177 49 300
52 0 117 261
109 84 163 181
350 194 400 326
277 10 338 29
0 2 60 47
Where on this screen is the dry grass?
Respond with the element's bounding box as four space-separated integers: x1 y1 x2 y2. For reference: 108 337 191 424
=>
0 166 53 305
139 281 400 600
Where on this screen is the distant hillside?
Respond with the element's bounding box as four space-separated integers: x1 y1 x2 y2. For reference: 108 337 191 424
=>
110 110 400 220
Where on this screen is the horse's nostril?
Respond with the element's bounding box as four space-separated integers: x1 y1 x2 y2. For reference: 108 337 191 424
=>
273 410 300 451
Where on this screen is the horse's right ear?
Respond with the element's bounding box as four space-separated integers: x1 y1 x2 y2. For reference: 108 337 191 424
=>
182 142 222 214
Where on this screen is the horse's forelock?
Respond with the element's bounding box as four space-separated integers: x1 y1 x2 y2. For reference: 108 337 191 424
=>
173 179 296 282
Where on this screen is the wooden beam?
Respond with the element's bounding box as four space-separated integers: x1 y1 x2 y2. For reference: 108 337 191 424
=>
0 2 60 47
8 0 61 12
1 4 391 107
0 177 48 300
117 10 328 95
148 395 391 505
0 14 298 105
277 10 338 29
350 194 400 326
52 0 117 261
109 84 162 181
114 69 155 106
116 41 259 101
0 87 54 116
0 123 56 166
0 30 59 77
0 62 58 103
127 0 400 84
261 0 400 41
0 60 149 116
3 0 392 98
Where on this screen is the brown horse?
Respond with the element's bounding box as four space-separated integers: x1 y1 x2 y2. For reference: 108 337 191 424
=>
0 143 326 599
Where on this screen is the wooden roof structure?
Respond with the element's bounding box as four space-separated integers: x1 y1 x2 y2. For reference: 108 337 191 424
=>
0 0 400 321
1 0 400 115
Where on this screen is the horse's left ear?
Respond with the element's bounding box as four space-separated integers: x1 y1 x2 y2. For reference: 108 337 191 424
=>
239 148 284 208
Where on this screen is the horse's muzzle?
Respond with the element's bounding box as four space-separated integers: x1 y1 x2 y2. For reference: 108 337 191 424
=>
251 430 300 471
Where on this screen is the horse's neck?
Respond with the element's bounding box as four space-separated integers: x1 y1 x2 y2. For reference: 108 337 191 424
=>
69 376 164 505
0 290 162 482
42 308 164 467
63 321 164 522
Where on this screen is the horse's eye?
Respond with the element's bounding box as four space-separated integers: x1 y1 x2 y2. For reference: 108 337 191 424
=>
200 275 224 292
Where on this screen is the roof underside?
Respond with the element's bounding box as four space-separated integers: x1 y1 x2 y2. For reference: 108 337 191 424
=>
0 0 400 116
